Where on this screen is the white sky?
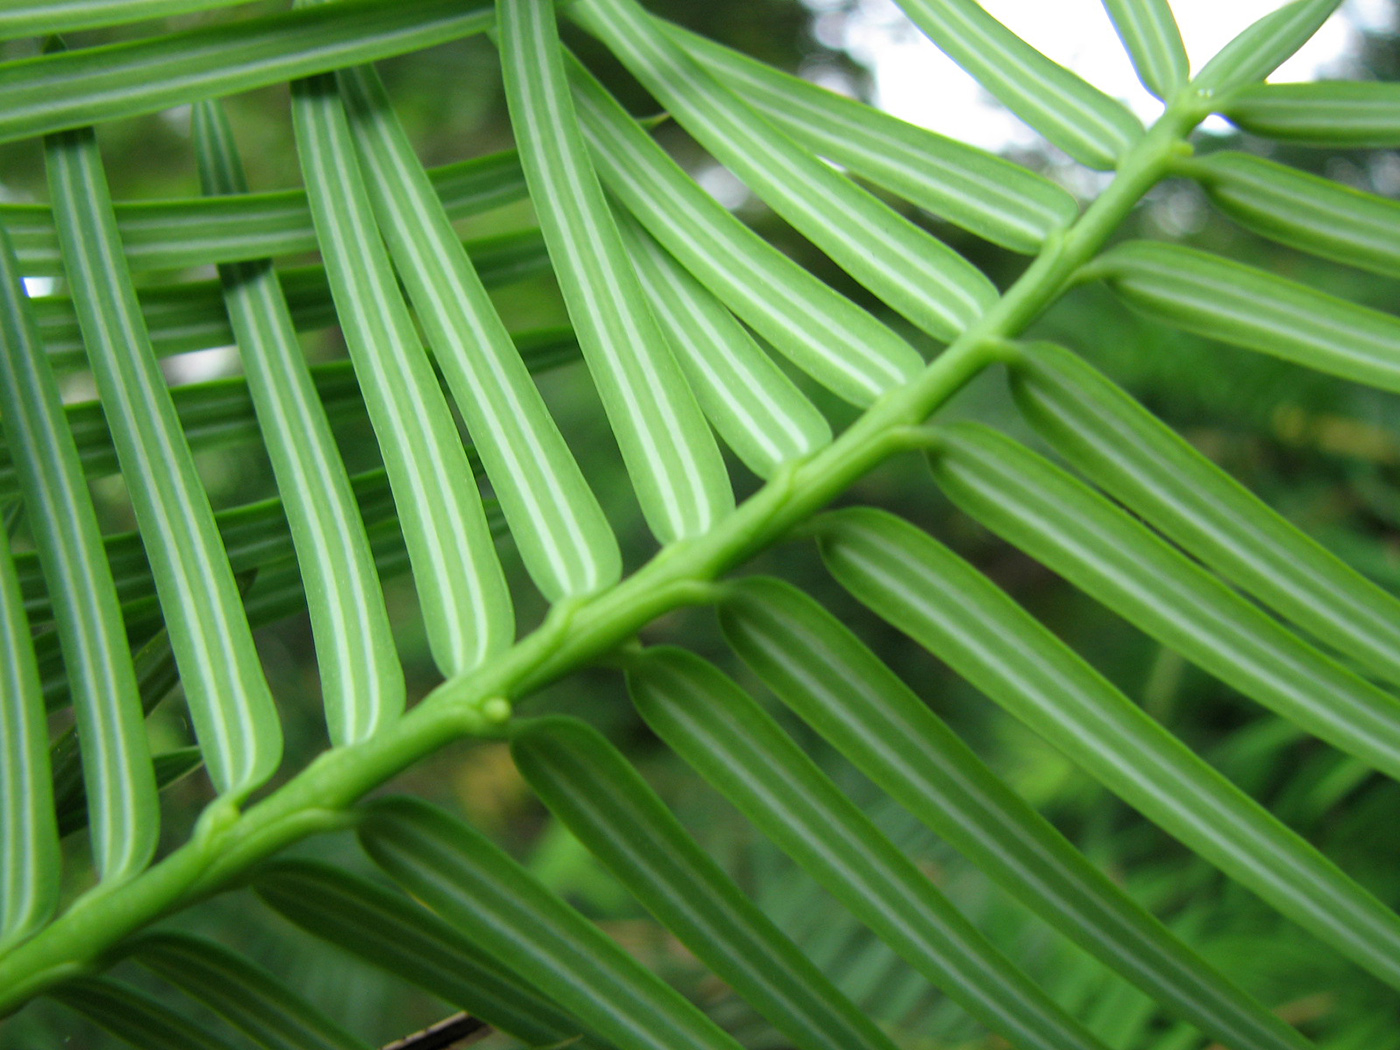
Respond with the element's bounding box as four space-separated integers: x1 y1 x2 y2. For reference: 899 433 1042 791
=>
804 0 1396 154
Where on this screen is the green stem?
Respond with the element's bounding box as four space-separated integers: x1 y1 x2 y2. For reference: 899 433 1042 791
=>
0 100 1198 1018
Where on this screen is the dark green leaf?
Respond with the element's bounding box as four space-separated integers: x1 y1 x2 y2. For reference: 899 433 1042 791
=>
0 519 58 949
2 149 526 276
717 576 1310 1050
512 715 905 1050
0 0 494 144
1009 341 1400 690
818 507 1400 990
360 795 747 1050
927 421 1400 782
49 976 242 1050
256 859 608 1050
130 932 370 1050
627 647 1112 1050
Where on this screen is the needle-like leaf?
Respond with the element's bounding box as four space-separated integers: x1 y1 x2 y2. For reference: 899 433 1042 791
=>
667 23 1077 252
0 220 156 881
256 859 607 1050
2 0 243 36
627 648 1113 1050
46 121 281 797
292 68 511 676
20 469 398 629
497 0 732 543
56 748 203 839
1193 0 1343 96
614 212 830 478
0 329 577 498
818 507 1400 990
1220 80 1400 147
1101 0 1190 100
571 0 998 342
360 795 749 1050
33 237 554 369
513 715 907 1050
3 149 525 275
927 422 1400 782
1181 151 1400 279
130 933 371 1050
567 60 924 406
1084 240 1400 394
49 977 243 1050
717 576 1311 1050
337 60 619 601
895 0 1143 169
48 625 181 808
0 522 58 949
1009 341 1400 690
194 98 403 747
0 0 493 144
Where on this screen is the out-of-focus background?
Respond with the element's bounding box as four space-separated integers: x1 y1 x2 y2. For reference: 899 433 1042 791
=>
3 2 1400 1047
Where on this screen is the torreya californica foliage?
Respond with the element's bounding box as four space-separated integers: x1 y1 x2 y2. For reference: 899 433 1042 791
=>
1 0 1399 1047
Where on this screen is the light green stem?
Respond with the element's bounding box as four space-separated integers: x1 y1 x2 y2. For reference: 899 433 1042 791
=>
0 98 1202 1018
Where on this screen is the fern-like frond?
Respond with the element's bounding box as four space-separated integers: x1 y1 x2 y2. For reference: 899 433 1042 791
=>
0 1 1397 1047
